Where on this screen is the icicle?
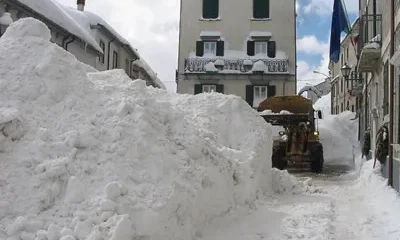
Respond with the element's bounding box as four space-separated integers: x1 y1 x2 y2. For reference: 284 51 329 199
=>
84 42 88 53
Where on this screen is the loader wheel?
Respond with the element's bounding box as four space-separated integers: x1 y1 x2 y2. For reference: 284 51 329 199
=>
272 145 287 170
310 143 324 173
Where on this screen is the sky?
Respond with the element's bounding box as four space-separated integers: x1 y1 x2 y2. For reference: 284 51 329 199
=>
54 0 358 93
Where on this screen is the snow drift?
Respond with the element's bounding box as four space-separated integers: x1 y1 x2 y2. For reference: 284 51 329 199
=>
0 18 275 240
313 94 359 166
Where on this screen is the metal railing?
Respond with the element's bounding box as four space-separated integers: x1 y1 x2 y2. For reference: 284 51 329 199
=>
357 14 382 55
184 58 289 73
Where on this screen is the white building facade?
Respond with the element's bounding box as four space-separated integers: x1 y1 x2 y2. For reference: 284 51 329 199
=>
176 0 296 108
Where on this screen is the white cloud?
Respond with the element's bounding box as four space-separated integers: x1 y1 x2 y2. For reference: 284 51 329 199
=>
296 53 330 93
297 35 329 55
54 0 180 92
304 0 358 16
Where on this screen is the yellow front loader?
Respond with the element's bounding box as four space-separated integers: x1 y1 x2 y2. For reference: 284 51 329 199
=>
258 95 324 173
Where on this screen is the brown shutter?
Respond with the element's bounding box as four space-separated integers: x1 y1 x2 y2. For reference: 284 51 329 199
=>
216 41 224 56
196 41 204 56
267 41 276 58
247 41 255 56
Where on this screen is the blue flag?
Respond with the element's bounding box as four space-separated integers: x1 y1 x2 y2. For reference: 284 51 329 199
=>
329 0 351 63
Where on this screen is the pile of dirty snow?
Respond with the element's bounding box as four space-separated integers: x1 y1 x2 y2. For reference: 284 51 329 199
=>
0 18 274 240
271 169 324 194
313 94 359 166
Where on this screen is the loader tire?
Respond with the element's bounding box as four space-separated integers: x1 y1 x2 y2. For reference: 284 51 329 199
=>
310 143 324 173
272 145 287 170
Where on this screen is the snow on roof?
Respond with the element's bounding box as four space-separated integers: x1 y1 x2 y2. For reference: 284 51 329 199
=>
60 6 164 89
132 59 166 89
60 6 139 57
200 31 222 37
249 31 272 37
15 0 103 53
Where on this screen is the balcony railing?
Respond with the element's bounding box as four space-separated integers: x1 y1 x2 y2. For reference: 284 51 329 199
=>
357 13 382 72
184 58 289 74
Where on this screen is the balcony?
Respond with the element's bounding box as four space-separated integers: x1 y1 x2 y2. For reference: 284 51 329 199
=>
357 14 382 72
184 58 289 74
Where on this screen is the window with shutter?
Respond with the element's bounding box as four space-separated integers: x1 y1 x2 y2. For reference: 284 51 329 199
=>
253 0 270 19
203 0 219 19
99 40 105 64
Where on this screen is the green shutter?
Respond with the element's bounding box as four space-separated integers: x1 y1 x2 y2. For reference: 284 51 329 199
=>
268 85 276 97
253 0 270 19
246 85 254 107
194 84 202 94
247 41 255 56
216 84 224 93
267 41 276 58
196 41 204 56
216 41 224 56
203 0 219 19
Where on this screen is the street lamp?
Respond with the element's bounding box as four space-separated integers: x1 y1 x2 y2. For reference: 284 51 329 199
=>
340 63 352 80
312 70 330 79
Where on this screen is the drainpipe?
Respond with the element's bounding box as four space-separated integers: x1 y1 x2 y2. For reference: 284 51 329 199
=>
107 38 115 70
389 0 395 187
65 37 75 51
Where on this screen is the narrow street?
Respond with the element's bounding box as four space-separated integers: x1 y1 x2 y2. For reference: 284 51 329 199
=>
199 162 400 240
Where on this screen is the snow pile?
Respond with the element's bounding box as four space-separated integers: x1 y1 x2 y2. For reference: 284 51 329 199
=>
271 169 324 194
317 111 359 166
0 18 274 240
313 92 331 115
205 62 219 72
252 60 266 72
341 159 400 239
260 110 293 115
313 95 359 166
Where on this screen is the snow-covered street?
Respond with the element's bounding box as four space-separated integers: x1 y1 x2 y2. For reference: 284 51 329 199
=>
200 161 400 240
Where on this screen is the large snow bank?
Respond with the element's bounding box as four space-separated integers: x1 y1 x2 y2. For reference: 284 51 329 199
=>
318 111 359 166
313 94 359 166
341 159 400 239
0 18 274 240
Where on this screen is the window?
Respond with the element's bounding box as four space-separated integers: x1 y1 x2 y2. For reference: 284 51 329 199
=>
99 40 105 64
203 0 219 19
204 41 217 55
253 86 267 107
112 51 118 69
202 85 216 93
125 59 130 75
255 41 267 55
253 0 270 19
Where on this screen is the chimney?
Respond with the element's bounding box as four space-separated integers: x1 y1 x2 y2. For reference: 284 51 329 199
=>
77 0 85 11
